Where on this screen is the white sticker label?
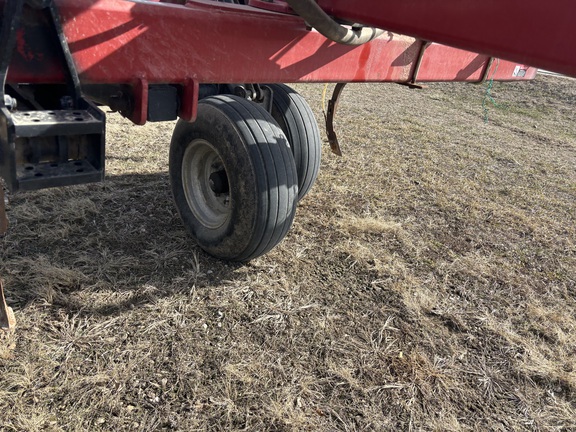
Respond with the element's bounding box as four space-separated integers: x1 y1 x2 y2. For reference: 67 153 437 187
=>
513 66 527 77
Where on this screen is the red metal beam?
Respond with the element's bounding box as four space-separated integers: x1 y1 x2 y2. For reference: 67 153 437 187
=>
318 0 576 78
6 0 536 86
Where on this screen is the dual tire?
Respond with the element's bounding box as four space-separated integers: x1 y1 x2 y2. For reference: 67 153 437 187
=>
267 83 321 201
169 87 320 261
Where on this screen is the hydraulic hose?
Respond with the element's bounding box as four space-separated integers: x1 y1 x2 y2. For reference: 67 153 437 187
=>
284 0 383 45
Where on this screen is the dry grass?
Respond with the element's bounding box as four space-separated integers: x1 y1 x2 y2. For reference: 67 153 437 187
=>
1 75 575 431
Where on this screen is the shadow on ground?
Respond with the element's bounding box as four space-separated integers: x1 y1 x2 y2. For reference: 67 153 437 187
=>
1 172 245 317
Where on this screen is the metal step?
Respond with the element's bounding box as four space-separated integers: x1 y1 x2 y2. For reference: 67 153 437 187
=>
0 100 106 193
16 159 102 191
11 109 103 137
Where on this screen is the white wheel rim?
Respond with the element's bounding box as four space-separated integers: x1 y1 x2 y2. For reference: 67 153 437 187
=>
181 139 231 229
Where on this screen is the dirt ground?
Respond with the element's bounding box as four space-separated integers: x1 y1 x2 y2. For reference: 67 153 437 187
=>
1 75 575 431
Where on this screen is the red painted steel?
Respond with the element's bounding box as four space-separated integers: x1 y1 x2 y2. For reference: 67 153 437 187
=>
248 0 293 14
318 0 576 78
6 0 536 86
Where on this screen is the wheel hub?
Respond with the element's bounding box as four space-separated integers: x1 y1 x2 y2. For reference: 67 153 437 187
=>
209 169 229 195
181 139 231 230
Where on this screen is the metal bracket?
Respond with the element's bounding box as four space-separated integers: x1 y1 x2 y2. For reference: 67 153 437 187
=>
46 0 83 106
252 84 273 113
409 40 430 85
127 76 149 125
325 83 346 156
232 84 273 113
0 0 25 106
477 57 496 84
179 78 199 122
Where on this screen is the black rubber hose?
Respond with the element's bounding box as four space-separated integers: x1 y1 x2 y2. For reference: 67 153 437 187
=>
284 0 383 45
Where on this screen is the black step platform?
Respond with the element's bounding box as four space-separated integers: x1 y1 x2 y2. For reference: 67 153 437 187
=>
11 109 103 137
0 99 105 193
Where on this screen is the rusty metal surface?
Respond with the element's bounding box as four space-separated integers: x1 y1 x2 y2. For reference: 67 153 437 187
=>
325 83 346 156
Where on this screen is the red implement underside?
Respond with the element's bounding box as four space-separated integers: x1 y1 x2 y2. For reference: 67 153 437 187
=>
318 0 576 79
6 0 539 86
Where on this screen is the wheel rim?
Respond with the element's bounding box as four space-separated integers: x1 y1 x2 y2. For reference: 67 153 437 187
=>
181 139 231 230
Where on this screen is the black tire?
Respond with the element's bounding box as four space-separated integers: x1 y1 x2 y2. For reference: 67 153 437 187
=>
267 84 321 201
169 95 298 261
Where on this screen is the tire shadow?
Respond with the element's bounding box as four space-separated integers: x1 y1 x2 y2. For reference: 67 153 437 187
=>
1 171 246 317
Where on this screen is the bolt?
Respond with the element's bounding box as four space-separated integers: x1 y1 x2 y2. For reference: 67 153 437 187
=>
3 95 17 111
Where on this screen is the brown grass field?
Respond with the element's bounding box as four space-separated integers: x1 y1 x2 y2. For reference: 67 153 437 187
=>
1 75 575 431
